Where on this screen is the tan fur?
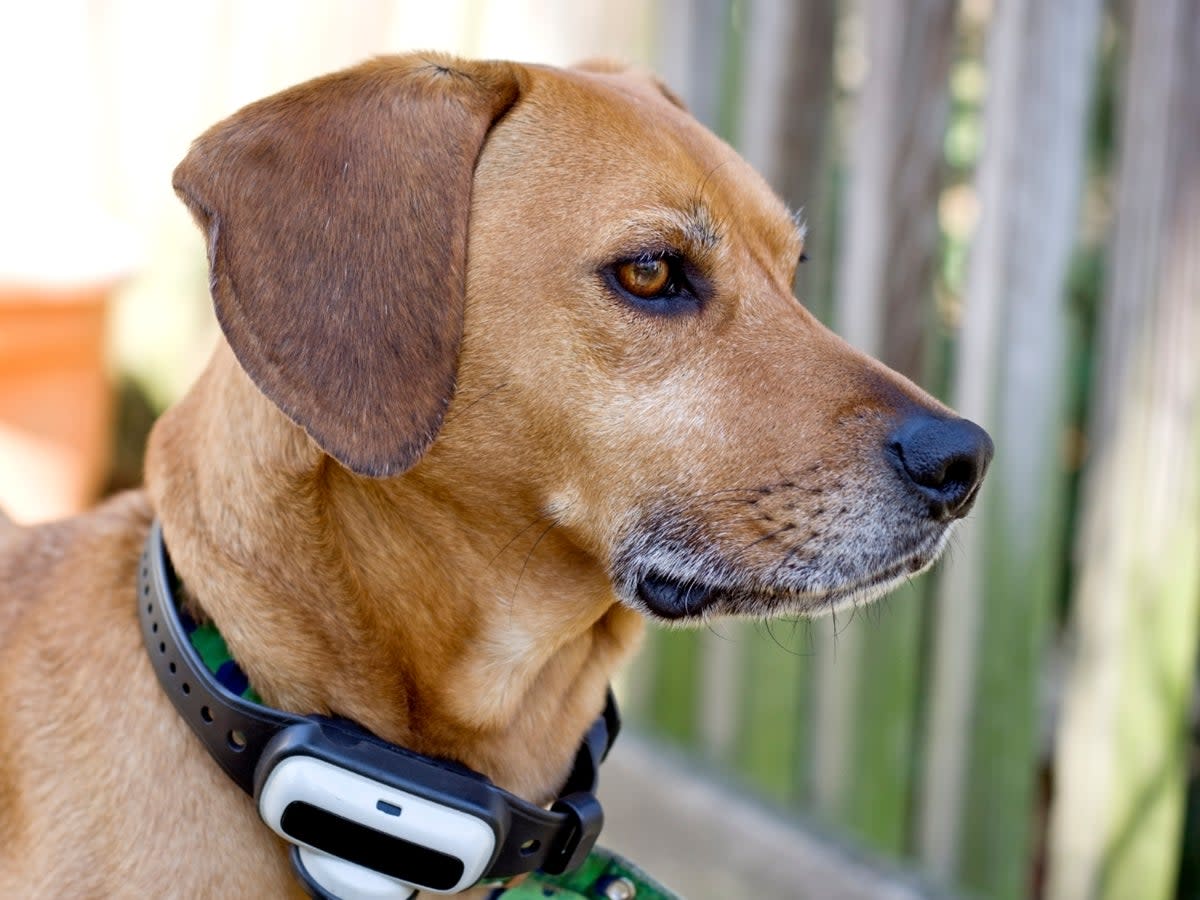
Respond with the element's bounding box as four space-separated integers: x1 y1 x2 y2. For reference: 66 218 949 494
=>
0 54 983 896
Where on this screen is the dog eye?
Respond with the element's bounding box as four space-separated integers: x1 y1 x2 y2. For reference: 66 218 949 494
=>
607 253 699 314
616 258 671 298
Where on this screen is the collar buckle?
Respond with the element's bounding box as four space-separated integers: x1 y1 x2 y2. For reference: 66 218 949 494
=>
545 792 605 875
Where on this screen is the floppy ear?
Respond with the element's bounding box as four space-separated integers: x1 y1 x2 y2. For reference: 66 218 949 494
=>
173 55 523 477
571 58 688 111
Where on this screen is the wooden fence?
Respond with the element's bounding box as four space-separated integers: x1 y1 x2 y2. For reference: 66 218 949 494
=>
623 2 1200 900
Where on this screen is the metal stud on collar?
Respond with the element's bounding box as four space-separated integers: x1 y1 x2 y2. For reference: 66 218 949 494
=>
601 876 637 900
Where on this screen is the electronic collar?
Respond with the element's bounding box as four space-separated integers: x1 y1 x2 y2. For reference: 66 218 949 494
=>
138 520 618 899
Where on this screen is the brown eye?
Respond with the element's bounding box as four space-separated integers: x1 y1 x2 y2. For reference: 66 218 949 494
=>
605 252 702 315
616 258 671 298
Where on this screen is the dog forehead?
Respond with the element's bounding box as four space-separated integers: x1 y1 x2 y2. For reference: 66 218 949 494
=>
475 63 797 258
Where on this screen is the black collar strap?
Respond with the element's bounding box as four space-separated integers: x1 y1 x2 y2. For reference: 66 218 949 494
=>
138 520 618 886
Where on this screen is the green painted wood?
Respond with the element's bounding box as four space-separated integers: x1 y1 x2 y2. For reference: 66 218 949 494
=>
958 478 1064 899
650 628 703 745
618 621 660 727
840 581 928 854
918 1 1100 892
1102 532 1200 900
735 622 814 803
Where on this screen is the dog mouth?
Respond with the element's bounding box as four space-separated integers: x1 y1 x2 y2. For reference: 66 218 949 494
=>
623 526 951 623
635 572 717 620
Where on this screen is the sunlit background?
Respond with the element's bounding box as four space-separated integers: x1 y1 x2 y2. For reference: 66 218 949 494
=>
1 2 1197 899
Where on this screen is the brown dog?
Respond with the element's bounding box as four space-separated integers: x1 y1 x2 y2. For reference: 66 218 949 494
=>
0 54 990 896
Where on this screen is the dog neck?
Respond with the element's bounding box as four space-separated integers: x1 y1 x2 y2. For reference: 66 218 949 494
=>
145 346 644 803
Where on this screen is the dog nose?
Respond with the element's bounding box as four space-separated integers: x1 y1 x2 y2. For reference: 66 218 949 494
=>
887 414 993 520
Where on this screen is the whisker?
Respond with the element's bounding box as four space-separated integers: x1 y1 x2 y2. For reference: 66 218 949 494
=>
764 618 811 658
509 518 558 613
835 602 859 637
442 381 510 427
489 512 549 567
737 523 796 556
705 621 736 642
693 160 732 208
689 488 767 505
690 497 762 513
769 540 811 581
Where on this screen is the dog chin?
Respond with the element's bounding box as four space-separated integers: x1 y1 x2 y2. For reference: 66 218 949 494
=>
617 525 954 625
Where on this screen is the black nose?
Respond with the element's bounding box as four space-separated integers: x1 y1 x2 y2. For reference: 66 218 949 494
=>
887 414 993 520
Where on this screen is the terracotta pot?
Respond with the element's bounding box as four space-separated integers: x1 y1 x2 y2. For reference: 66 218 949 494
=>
0 283 115 524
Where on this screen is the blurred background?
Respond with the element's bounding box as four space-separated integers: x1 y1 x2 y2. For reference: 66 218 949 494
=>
1 1 1197 898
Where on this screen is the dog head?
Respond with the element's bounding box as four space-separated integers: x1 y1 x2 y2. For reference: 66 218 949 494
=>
168 53 991 627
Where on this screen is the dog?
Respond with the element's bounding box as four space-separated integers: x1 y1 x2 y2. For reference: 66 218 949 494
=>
0 53 991 896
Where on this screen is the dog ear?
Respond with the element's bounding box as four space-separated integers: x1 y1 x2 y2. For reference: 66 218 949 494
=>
173 56 523 477
572 58 688 111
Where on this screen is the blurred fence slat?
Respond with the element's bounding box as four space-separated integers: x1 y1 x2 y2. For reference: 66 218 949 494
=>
810 0 956 853
830 0 956 375
737 0 838 321
916 0 1104 897
1047 1 1200 897
649 628 705 744
917 1 1102 897
736 624 814 800
736 0 836 214
658 0 731 132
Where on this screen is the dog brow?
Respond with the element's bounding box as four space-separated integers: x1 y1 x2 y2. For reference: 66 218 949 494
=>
681 202 721 252
790 207 808 246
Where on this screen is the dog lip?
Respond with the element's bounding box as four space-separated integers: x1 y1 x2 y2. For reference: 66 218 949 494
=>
635 572 716 620
620 519 955 622
803 531 949 615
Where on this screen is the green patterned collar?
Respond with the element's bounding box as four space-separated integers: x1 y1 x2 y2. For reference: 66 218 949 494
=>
490 846 680 899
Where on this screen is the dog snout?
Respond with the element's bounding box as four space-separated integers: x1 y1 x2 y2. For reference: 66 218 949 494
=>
887 414 993 520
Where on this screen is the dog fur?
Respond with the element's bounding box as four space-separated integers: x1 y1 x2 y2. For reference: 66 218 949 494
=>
0 54 986 896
